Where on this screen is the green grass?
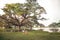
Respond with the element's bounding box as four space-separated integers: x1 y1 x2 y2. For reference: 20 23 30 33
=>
0 31 60 40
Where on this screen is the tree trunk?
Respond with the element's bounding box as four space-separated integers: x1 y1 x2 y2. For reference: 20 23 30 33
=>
30 27 32 31
18 26 21 32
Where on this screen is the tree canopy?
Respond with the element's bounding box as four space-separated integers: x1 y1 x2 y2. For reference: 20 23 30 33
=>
0 0 46 31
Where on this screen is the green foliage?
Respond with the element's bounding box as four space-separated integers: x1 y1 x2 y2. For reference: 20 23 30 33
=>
2 3 25 15
49 22 60 27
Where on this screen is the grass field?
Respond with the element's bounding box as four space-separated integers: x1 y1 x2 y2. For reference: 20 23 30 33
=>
0 31 60 40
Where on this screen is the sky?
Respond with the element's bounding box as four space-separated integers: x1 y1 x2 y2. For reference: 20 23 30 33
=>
0 0 60 26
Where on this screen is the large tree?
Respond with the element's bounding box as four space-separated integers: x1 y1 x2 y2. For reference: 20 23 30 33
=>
0 0 46 31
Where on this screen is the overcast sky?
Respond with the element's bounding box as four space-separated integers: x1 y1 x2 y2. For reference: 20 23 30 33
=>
0 0 60 26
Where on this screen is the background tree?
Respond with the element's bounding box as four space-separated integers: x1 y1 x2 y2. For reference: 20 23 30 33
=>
48 22 59 32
